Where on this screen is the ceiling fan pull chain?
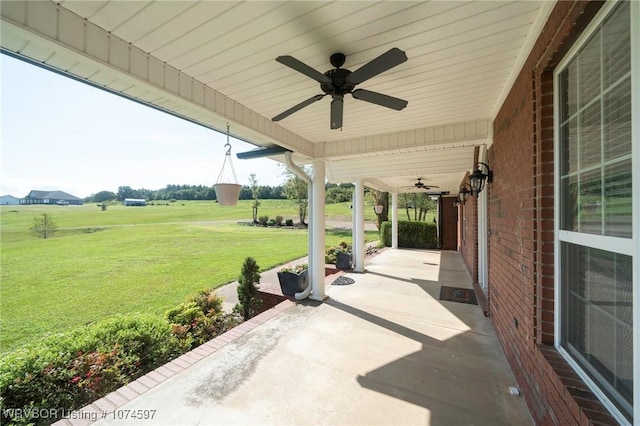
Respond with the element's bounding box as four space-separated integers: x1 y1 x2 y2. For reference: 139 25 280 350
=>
216 123 239 184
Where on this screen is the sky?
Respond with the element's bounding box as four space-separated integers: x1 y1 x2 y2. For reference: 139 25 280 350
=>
0 54 285 199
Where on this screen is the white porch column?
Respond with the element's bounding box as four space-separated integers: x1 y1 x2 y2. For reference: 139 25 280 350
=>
351 191 357 255
310 159 326 301
354 179 365 272
392 192 399 249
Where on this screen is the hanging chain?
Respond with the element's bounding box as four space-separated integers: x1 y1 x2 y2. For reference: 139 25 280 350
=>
224 122 232 156
216 122 238 184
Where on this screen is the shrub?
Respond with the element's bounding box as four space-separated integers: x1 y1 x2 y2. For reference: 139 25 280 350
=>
380 221 438 248
258 215 269 226
165 290 233 352
285 219 294 226
237 257 261 321
0 314 179 425
267 219 276 226
275 215 284 226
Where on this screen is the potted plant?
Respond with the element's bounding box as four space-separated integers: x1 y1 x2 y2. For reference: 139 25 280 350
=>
325 241 352 270
277 263 309 296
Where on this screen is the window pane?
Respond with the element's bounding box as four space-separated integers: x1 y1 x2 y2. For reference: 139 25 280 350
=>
604 78 632 161
580 101 602 168
562 243 633 418
577 30 601 109
604 159 632 238
562 63 578 122
578 169 602 235
561 174 579 231
561 117 579 175
603 2 630 87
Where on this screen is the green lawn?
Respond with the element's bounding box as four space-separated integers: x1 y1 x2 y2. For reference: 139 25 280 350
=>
0 201 378 352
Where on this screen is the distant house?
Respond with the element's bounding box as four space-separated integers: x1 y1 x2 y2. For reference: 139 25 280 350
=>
21 190 83 206
123 198 146 206
0 195 20 205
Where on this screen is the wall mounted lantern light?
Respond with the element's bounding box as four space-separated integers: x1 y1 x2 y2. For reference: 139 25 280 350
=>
458 184 472 205
374 204 384 214
469 162 493 195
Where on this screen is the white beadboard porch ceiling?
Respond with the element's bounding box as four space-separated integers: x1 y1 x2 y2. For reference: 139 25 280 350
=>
0 1 554 194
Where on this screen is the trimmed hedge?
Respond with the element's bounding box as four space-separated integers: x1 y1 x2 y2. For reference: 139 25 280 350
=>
380 221 438 249
0 314 181 425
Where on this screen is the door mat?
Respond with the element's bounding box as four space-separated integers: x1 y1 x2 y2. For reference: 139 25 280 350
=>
331 276 356 286
439 286 478 305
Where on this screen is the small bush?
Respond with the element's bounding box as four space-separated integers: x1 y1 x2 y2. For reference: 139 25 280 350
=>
380 221 438 248
285 219 294 226
258 215 269 226
267 219 276 226
237 257 261 321
165 289 234 352
0 314 179 425
275 215 284 226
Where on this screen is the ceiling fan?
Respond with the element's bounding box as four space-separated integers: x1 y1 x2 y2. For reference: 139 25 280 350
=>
406 178 439 190
272 48 408 129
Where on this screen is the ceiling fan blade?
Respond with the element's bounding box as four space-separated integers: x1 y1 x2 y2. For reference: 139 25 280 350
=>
352 89 408 111
331 95 343 129
272 94 325 122
346 48 407 85
276 56 331 84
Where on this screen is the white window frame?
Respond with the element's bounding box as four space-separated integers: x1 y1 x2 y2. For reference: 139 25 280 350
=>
553 1 639 425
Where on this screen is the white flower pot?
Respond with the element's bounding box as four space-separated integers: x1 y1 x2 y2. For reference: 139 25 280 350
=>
213 183 242 206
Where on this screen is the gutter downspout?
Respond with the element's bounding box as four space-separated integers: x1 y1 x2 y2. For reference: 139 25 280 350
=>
284 152 313 300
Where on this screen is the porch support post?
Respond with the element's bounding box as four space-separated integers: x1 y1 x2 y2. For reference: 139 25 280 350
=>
310 159 326 301
354 179 365 272
392 192 399 249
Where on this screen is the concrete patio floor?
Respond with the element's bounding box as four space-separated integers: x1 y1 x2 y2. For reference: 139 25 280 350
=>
73 249 532 425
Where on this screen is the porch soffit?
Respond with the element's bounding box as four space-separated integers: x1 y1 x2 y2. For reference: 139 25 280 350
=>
1 0 555 192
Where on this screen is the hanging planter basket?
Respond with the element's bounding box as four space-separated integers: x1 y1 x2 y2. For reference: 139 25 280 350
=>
213 123 241 206
214 183 242 206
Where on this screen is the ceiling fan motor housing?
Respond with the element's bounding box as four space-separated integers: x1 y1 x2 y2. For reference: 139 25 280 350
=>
321 68 354 95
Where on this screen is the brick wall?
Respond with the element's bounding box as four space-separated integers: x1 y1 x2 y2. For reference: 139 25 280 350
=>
465 1 620 424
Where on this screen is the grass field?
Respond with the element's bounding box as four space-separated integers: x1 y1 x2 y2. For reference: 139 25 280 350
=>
0 200 379 352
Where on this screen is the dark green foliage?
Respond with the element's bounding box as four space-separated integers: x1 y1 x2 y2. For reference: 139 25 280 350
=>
275 215 284 226
285 219 294 226
380 221 438 249
84 190 117 203
165 289 237 352
258 215 269 225
325 183 354 203
110 184 286 202
237 257 261 321
0 314 179 425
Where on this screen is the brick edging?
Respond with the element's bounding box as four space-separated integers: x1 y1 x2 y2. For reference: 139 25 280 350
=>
53 299 296 426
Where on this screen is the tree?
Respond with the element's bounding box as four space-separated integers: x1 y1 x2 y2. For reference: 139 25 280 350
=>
85 190 116 203
117 186 134 201
400 193 437 221
370 190 389 230
32 213 57 239
237 257 261 321
282 167 310 225
249 173 260 223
